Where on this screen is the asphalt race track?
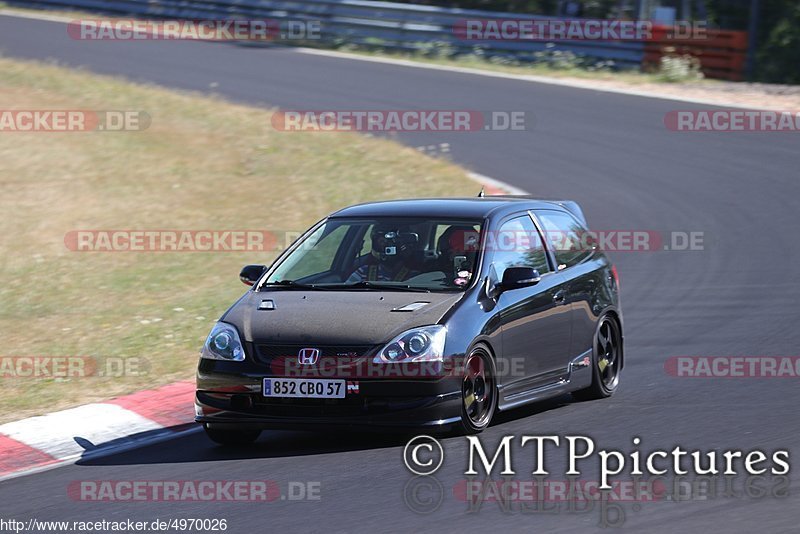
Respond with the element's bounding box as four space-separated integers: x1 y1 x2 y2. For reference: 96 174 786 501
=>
1 14 799 532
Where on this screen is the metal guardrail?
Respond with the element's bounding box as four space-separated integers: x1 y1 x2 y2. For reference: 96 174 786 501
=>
7 0 647 68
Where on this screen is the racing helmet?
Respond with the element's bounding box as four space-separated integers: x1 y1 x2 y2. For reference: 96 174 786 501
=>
370 223 418 261
438 226 480 259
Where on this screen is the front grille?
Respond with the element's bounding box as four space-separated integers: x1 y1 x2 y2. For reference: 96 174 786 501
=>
254 344 375 365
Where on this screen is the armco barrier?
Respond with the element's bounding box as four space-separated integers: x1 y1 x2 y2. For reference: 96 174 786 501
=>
5 0 646 68
6 0 745 78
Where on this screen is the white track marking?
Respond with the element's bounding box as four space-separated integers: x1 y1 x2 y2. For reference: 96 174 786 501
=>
0 426 202 483
0 403 163 458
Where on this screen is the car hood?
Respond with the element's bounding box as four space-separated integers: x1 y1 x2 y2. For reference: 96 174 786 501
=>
223 290 463 345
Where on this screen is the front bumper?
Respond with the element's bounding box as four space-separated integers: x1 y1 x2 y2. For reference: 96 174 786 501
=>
195 359 463 431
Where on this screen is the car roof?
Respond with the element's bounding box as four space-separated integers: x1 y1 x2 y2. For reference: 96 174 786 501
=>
329 197 578 220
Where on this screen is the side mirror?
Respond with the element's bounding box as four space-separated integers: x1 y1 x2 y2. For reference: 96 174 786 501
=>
239 264 267 286
492 267 541 296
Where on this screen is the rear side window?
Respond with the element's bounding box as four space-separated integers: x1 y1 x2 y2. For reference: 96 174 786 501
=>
489 215 549 279
535 210 593 270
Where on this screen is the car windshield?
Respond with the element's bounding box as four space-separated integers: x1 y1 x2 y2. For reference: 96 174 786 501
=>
263 217 484 291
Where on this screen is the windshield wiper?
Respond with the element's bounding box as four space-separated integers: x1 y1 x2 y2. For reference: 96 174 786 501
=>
331 281 431 293
260 280 330 290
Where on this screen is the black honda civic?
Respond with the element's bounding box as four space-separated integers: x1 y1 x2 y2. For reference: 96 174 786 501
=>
196 196 623 444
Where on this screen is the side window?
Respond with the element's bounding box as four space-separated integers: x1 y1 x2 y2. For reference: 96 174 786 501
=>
535 210 593 270
490 215 549 280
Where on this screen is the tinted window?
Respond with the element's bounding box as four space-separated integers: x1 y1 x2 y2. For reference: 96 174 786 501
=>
265 217 484 291
489 215 549 280
535 210 593 269
269 223 349 281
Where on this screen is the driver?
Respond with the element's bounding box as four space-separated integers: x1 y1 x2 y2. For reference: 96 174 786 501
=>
347 224 419 283
437 225 480 286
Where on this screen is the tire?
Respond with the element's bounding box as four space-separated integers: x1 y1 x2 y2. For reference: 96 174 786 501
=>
458 345 498 434
203 424 261 446
573 314 622 401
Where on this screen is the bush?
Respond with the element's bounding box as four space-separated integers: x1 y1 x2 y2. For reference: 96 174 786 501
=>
755 4 800 84
656 48 705 82
707 0 800 84
531 44 616 72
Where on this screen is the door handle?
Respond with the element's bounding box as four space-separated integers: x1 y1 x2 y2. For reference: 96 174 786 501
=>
553 290 566 304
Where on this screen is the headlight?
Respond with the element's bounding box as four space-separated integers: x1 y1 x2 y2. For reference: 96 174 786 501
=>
201 322 245 361
373 325 446 363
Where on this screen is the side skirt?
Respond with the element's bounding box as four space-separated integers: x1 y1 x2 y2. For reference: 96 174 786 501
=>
496 349 593 411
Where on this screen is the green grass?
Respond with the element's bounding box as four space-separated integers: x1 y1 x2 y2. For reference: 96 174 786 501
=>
0 57 476 423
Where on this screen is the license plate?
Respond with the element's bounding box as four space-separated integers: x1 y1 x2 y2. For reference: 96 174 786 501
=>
263 378 346 399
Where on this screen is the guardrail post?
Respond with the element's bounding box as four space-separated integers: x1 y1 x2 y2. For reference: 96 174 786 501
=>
745 0 760 80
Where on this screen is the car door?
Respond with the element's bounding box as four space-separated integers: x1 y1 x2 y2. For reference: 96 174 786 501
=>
490 213 573 389
532 209 600 362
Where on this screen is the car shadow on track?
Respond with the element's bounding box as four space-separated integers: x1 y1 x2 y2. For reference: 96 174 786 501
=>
75 428 408 467
76 394 573 467
491 394 573 427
